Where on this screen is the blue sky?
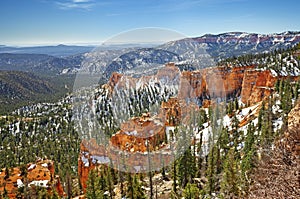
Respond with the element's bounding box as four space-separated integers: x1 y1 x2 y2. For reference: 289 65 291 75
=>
0 0 299 45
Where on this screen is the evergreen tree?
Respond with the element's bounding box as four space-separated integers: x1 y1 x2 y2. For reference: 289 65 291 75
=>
220 148 240 197
133 175 146 199
85 169 104 199
127 174 146 199
183 183 200 199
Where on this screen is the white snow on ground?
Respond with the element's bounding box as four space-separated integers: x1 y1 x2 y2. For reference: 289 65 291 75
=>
236 142 244 151
124 130 138 136
81 156 89 167
241 103 260 116
28 180 49 188
195 125 212 156
252 117 259 127
41 163 48 168
91 155 110 164
165 126 175 141
273 117 284 132
17 179 24 188
272 104 282 114
202 122 209 128
134 166 142 172
28 164 36 170
293 67 300 76
273 37 284 43
270 69 278 77
238 99 245 108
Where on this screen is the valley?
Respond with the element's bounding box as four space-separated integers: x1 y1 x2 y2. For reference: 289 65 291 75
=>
0 32 300 198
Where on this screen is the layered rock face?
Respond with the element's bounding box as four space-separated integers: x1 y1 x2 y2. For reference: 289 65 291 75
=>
240 69 277 105
181 65 255 100
0 160 64 198
283 100 300 156
107 63 282 106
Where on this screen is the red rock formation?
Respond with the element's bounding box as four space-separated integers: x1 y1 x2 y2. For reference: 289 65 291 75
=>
161 97 182 126
79 63 300 193
78 97 189 190
108 72 123 88
180 65 255 100
106 63 299 106
0 160 65 198
78 140 98 191
111 113 166 152
240 69 277 105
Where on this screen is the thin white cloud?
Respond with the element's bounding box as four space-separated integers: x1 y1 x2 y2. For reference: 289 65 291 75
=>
72 0 91 3
148 0 248 13
56 0 95 10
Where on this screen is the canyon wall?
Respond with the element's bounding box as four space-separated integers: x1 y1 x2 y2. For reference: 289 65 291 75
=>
107 63 278 106
240 69 277 105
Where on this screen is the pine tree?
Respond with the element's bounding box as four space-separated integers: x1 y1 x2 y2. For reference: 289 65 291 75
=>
257 101 265 131
183 183 200 199
105 166 114 199
132 174 146 199
4 167 9 180
127 173 146 199
85 169 104 199
126 173 134 199
205 144 218 195
66 172 72 198
220 148 240 197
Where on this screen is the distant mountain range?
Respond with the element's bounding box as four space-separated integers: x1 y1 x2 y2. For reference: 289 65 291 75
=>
0 53 83 74
0 44 94 57
0 31 299 113
1 31 300 77
82 31 300 77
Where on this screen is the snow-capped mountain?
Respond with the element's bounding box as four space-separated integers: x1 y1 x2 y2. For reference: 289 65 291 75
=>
104 48 181 77
2 32 299 78
161 31 300 62
80 31 300 77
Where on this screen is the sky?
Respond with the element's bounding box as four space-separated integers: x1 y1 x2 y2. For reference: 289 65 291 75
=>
0 0 299 46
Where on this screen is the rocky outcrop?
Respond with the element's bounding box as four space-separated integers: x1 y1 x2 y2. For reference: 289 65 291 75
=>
0 160 65 198
78 96 192 191
78 141 97 191
111 113 166 152
240 69 277 105
281 100 300 156
107 63 283 106
181 65 255 100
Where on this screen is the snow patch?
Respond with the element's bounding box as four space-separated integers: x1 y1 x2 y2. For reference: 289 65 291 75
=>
28 164 36 171
81 156 89 167
29 180 49 188
91 155 110 164
41 163 48 168
17 179 24 188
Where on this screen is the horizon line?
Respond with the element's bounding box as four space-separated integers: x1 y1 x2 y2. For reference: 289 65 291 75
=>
1 30 299 47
